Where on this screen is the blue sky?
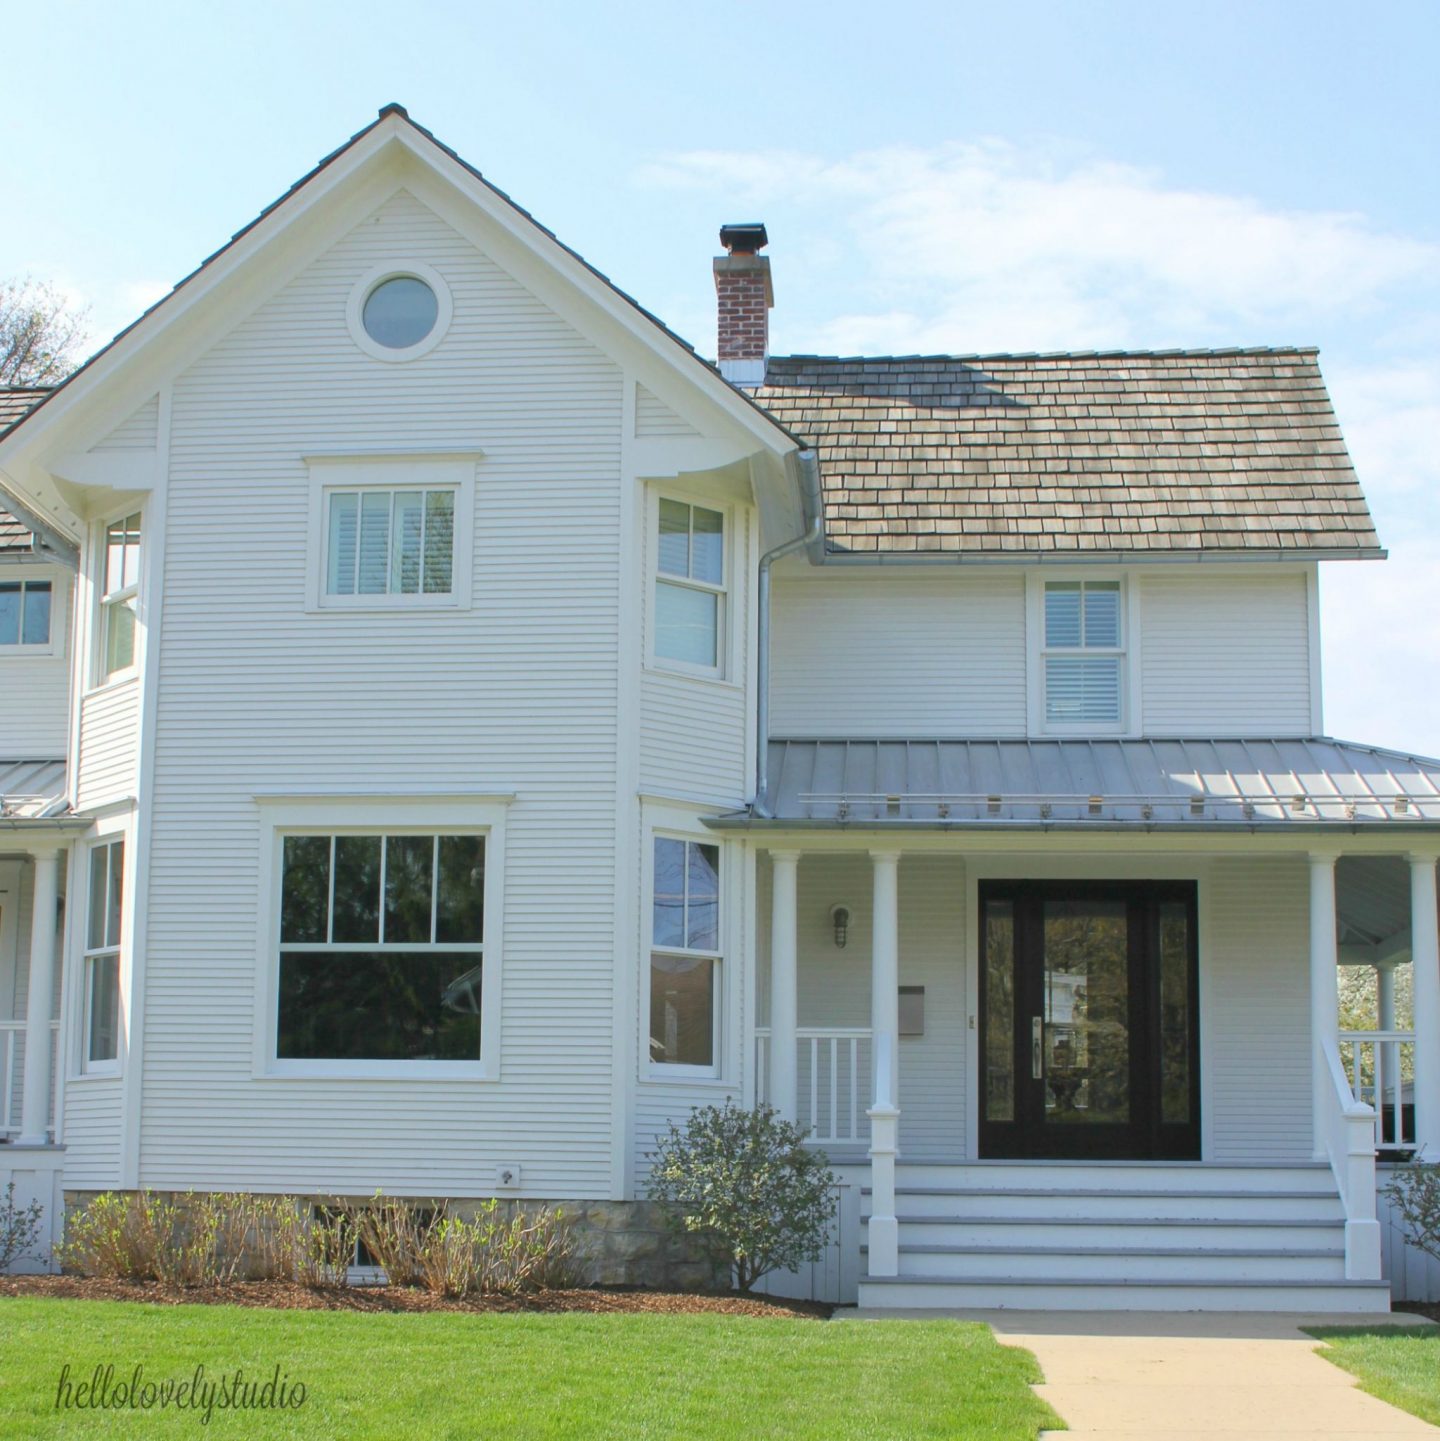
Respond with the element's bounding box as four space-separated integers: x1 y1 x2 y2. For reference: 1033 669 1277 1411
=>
5 1 1438 751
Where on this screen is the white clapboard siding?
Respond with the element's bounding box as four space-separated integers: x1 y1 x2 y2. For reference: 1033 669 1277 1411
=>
138 188 628 1199
1377 1165 1440 1303
91 396 160 452
75 679 140 810
1207 857 1313 1162
1140 572 1313 735
635 384 699 438
769 571 1027 738
60 1080 123 1188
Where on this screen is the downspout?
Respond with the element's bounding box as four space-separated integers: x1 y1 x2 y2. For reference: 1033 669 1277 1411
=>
754 448 822 817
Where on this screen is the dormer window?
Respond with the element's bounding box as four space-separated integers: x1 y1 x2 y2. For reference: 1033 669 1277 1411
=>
1042 579 1124 729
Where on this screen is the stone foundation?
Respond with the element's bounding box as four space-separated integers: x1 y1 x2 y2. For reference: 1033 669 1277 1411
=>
61 1191 725 1292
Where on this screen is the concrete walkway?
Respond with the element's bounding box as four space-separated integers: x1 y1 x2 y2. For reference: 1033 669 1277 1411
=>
856 1309 1440 1439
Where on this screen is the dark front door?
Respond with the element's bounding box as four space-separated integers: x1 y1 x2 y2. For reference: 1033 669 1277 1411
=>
979 880 1200 1160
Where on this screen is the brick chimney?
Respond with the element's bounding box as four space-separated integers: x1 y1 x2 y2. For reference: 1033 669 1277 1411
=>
714 223 772 387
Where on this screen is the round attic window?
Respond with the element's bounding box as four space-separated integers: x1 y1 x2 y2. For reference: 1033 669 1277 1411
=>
362 275 439 349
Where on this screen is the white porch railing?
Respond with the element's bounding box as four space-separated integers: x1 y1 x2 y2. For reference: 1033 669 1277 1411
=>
755 1028 872 1145
1340 1029 1416 1152
0 1021 58 1140
1320 1034 1383 1279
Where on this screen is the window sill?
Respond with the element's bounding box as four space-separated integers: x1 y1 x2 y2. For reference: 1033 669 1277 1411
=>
83 672 140 701
0 648 62 662
69 1067 121 1083
640 1068 729 1086
258 1061 493 1082
643 665 743 694
306 599 471 617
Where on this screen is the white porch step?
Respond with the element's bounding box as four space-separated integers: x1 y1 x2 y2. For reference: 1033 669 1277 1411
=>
870 1244 1345 1283
865 1187 1345 1222
856 1161 1386 1313
885 1215 1343 1251
887 1161 1337 1193
856 1275 1393 1313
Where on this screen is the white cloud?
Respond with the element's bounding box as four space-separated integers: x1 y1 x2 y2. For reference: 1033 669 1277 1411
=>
640 141 1440 354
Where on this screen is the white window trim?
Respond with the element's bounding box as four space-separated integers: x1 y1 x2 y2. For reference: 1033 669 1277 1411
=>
252 796 507 1081
0 565 65 659
305 456 477 613
345 261 453 364
1026 570 1142 737
643 807 730 1081
645 485 735 682
92 506 143 687
76 828 128 1078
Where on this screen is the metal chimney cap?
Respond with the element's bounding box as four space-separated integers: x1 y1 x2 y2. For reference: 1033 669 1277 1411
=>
719 223 769 254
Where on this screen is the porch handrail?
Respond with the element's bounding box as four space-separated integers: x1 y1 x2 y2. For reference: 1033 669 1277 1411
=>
754 1027 872 1145
1339 1028 1416 1152
1320 1033 1382 1280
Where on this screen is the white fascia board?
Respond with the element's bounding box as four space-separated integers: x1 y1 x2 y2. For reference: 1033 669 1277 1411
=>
391 144 797 460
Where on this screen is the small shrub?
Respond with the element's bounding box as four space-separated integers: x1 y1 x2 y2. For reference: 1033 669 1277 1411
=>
353 1194 576 1295
0 1181 45 1272
647 1100 836 1291
1387 1161 1440 1264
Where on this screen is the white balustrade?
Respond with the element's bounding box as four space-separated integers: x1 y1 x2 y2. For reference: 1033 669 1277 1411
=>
755 1027 872 1145
1320 1034 1383 1279
0 1020 57 1140
1339 1029 1417 1151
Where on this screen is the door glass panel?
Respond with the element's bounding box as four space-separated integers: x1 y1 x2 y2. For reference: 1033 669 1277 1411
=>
1042 899 1129 1126
1158 900 1192 1125
984 899 1016 1122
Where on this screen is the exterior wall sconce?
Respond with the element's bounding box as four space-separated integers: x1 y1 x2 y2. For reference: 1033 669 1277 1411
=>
830 905 851 949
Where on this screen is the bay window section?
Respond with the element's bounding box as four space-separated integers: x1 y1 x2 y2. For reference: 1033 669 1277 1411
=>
654 498 725 671
100 512 142 679
1042 579 1124 729
84 839 123 1070
277 832 485 1063
649 837 721 1069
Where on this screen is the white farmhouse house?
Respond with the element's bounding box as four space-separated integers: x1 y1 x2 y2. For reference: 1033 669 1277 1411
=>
1 106 1437 1310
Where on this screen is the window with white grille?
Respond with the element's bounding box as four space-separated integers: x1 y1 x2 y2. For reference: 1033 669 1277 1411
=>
1042 580 1125 728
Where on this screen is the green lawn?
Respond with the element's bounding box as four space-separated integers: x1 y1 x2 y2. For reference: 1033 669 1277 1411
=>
1308 1325 1440 1427
0 1297 1061 1439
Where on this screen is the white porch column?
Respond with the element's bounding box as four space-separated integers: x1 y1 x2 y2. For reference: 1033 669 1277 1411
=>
768 850 801 1125
18 845 63 1147
866 850 901 1277
1309 852 1340 1161
1374 958 1400 1149
1410 854 1440 1156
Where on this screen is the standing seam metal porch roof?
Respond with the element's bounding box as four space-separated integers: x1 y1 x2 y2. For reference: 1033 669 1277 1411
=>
718 737 1440 829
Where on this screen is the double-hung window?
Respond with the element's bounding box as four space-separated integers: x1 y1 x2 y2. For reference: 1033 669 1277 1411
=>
649 837 721 1069
0 578 51 648
276 832 486 1063
1042 580 1125 728
654 498 726 672
84 839 123 1070
99 513 141 678
325 487 456 598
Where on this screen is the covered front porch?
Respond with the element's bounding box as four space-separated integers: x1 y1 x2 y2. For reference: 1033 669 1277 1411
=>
720 738 1440 1309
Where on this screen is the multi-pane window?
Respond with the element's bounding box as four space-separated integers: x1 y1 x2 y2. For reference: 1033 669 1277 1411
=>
649 837 720 1068
84 840 123 1068
100 513 142 677
1043 580 1124 727
655 498 725 670
325 488 456 598
277 832 485 1062
0 579 51 647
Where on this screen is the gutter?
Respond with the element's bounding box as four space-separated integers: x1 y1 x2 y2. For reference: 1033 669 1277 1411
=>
753 449 823 817
0 469 80 566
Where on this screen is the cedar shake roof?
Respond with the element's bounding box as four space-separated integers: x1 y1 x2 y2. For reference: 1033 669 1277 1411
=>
0 388 49 551
755 349 1383 558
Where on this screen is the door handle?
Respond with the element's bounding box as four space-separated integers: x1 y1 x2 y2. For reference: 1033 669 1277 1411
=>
1031 1016 1044 1080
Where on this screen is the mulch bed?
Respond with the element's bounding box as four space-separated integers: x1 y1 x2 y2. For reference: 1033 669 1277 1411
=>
0 1274 832 1319
1394 1301 1440 1324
